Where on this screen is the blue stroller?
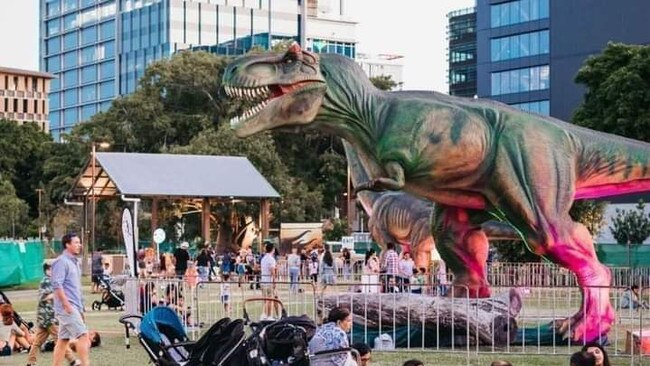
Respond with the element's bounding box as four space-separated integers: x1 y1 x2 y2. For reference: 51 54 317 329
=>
120 307 247 366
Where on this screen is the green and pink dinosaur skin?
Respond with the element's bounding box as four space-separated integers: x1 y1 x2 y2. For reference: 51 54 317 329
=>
222 44 650 342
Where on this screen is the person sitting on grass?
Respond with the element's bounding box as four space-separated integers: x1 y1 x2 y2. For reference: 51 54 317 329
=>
491 361 513 366
620 285 649 310
0 304 30 356
570 351 596 366
581 343 611 366
351 342 371 366
309 306 353 366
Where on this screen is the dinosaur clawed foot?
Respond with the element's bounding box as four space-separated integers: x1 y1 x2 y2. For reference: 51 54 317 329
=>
553 293 615 342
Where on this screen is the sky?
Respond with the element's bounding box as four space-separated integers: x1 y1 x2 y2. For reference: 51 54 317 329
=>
0 0 474 92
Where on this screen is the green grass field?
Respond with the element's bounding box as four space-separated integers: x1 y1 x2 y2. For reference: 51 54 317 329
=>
2 278 650 365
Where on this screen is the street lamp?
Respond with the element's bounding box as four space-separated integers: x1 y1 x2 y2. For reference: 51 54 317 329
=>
90 142 110 259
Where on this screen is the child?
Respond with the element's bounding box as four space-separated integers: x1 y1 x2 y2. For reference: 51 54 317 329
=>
309 256 319 283
411 267 426 294
221 273 232 315
0 304 30 356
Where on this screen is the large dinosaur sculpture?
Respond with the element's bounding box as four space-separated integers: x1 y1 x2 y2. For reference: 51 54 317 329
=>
345 140 519 270
221 44 650 342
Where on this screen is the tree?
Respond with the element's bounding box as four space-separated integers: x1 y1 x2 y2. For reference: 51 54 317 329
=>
569 200 608 238
0 120 53 217
573 43 650 142
609 200 650 268
369 75 403 91
0 176 30 237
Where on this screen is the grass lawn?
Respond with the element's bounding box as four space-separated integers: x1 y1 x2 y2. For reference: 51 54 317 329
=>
2 278 650 365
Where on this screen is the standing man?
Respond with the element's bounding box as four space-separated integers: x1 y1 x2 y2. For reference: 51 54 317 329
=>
173 242 190 278
26 262 78 366
260 242 277 320
381 242 399 293
51 233 90 366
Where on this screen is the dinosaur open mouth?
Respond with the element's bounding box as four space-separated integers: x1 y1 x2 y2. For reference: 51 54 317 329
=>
224 81 318 126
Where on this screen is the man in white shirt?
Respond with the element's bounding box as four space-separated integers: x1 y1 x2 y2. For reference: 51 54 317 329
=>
260 242 277 319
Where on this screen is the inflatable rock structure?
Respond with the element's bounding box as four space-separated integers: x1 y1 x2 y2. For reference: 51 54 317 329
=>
318 289 522 347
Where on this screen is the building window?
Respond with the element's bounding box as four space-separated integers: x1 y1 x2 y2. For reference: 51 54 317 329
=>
63 13 78 31
63 70 77 87
51 77 61 92
13 99 17 112
24 99 28 113
63 108 77 126
50 92 61 109
50 111 61 127
99 80 114 99
100 1 116 20
490 65 550 95
13 77 18 90
63 51 78 69
62 32 78 51
81 0 96 7
80 8 98 26
32 77 38 92
47 19 60 36
62 0 77 13
99 60 115 79
81 84 97 103
81 104 97 121
491 30 549 61
47 56 61 72
46 0 61 17
450 44 475 64
63 89 77 107
81 65 97 83
490 0 549 28
47 37 61 55
100 20 115 41
449 66 477 85
81 26 97 45
511 100 550 115
80 46 96 64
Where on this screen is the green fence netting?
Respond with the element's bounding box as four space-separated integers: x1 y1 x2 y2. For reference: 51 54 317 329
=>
0 240 45 288
596 244 650 267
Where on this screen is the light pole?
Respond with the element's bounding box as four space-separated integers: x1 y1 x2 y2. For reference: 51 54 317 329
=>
35 188 44 242
89 142 109 273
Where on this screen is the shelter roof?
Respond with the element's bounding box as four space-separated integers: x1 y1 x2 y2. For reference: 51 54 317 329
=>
68 152 280 199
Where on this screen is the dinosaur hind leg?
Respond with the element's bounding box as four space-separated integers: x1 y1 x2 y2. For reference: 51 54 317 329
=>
488 143 614 342
433 205 491 298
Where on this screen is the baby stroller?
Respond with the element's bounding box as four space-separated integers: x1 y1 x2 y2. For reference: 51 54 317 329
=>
239 297 358 366
92 274 125 310
0 290 34 330
120 307 247 366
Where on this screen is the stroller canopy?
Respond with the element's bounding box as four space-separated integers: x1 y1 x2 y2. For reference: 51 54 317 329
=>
140 306 186 345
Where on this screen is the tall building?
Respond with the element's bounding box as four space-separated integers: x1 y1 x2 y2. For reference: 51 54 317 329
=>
0 67 55 131
356 53 404 88
40 0 304 141
305 0 356 58
476 0 650 120
447 7 476 98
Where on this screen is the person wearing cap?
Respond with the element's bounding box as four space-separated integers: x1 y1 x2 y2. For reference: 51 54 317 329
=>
173 242 191 278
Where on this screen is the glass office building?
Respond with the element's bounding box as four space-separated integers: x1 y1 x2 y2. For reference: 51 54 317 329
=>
40 0 303 141
477 0 650 120
447 7 477 98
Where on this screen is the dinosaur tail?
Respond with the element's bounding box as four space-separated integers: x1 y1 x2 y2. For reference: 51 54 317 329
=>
575 132 650 199
343 141 382 215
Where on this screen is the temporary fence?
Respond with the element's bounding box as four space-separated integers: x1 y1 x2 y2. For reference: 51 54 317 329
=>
0 240 45 287
122 274 650 365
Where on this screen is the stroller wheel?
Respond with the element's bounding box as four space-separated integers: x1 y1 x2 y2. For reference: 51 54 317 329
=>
92 301 101 311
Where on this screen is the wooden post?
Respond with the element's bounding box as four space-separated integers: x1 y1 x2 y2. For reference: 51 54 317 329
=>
259 199 270 253
151 198 159 257
202 198 211 246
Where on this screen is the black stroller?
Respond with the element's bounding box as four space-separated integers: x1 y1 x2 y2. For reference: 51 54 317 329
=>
0 290 34 330
92 274 125 310
119 306 247 366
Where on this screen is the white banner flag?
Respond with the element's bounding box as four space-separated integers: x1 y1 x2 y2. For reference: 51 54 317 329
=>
122 208 136 277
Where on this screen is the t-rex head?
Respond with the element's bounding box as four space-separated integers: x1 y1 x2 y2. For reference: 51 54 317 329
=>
222 43 327 137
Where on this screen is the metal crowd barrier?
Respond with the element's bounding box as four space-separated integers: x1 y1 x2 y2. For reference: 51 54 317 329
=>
123 275 650 365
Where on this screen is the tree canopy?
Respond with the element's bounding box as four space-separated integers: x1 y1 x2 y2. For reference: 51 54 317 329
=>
573 43 650 142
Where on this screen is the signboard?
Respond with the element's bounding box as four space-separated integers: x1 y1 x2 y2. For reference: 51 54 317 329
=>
153 228 166 244
122 208 136 277
280 222 324 253
341 236 354 250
